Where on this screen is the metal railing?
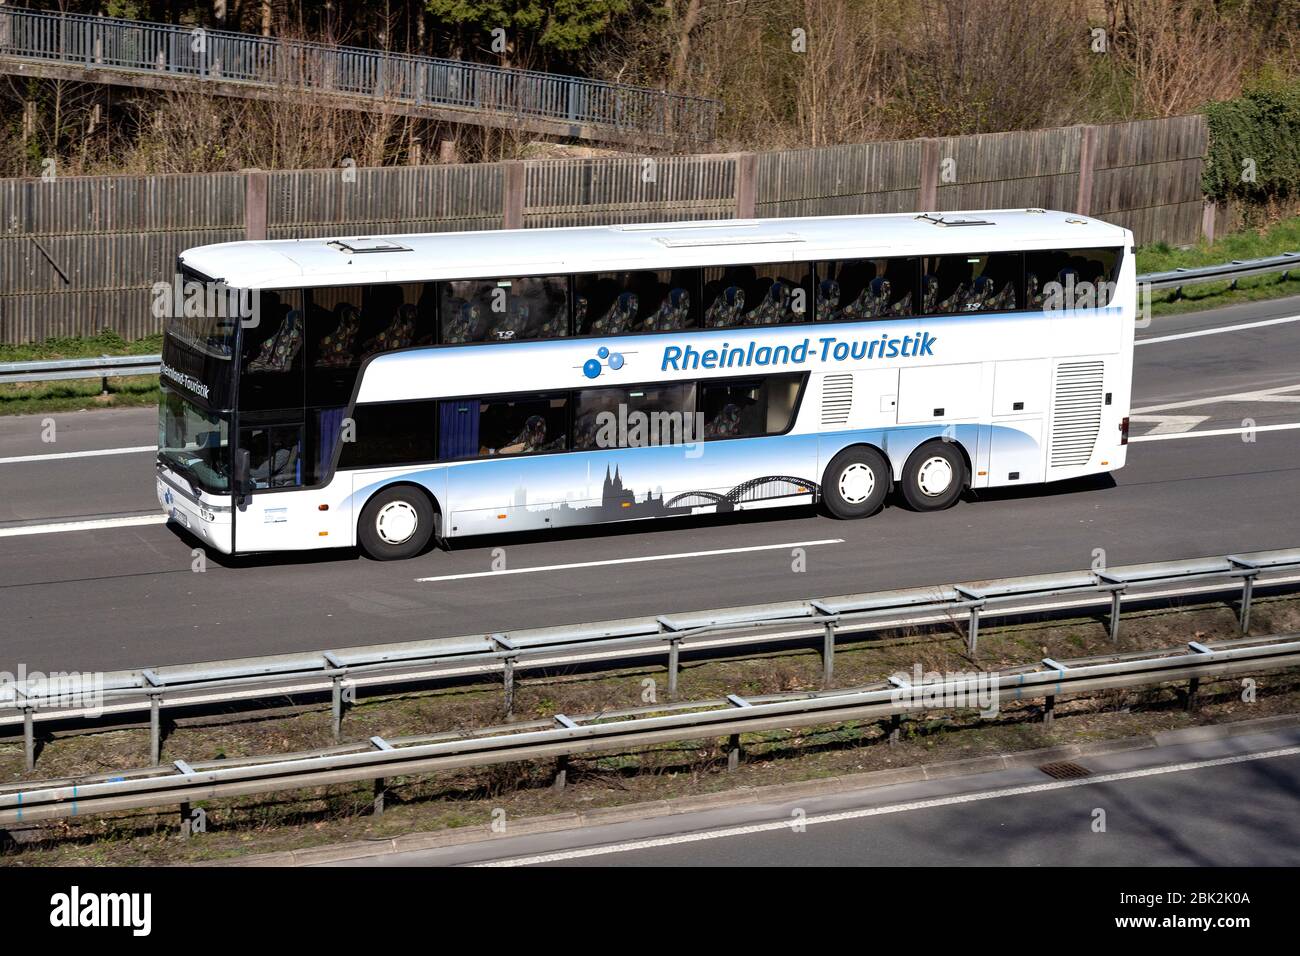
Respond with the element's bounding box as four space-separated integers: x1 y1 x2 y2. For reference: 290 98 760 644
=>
1141 251 1298 297
0 7 721 145
4 547 1299 771
0 354 160 391
2 631 1296 826
1 252 1295 386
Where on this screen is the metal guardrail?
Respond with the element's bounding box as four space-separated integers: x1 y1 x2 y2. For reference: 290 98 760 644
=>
4 548 1299 772
1 254 1295 386
2 631 1297 825
0 7 720 145
0 354 160 390
1140 251 1298 296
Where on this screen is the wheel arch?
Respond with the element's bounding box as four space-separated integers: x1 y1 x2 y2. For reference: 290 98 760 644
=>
358 480 444 542
903 437 972 490
821 440 894 495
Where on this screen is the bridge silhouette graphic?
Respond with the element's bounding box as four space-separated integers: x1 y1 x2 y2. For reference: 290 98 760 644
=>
665 476 819 510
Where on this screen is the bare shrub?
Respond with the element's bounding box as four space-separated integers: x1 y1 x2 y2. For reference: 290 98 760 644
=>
1109 0 1265 117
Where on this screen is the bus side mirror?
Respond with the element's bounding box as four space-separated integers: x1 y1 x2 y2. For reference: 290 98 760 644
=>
233 448 252 498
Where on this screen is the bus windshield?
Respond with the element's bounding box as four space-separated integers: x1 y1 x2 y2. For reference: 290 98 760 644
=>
158 387 231 494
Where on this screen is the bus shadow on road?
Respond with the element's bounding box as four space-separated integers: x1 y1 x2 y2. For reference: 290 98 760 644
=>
964 471 1117 504
163 522 366 570
167 474 1119 568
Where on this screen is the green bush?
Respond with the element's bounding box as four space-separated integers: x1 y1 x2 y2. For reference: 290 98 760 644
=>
1203 80 1300 202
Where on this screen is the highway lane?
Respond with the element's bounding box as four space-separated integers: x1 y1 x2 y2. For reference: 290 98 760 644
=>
0 298 1298 672
331 725 1300 866
0 407 158 524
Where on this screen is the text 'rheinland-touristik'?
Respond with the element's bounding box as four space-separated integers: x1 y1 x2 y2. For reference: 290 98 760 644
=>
661 332 938 372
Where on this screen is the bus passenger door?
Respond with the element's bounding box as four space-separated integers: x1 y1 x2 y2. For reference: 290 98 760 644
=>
232 419 321 551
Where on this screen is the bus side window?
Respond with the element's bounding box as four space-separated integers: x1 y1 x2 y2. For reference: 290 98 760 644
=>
700 374 802 439
703 265 811 329
575 270 700 335
440 397 568 458
1026 248 1120 311
922 253 1020 314
573 382 697 449
816 259 917 321
439 277 569 343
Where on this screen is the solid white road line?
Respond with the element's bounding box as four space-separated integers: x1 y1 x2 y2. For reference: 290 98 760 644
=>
415 538 845 583
1129 422 1300 443
0 514 167 538
475 745 1300 866
0 445 155 465
1137 313 1300 345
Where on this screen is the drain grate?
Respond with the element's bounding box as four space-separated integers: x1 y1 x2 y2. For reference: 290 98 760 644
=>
1039 761 1092 780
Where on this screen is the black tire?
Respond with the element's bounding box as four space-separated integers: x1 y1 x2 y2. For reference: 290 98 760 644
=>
821 446 890 519
900 441 966 512
358 485 435 560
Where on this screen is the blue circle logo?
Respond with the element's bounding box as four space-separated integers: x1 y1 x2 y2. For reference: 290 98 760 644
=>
582 348 625 379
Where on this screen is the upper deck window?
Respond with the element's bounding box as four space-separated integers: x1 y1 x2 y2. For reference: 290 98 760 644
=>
1025 248 1122 309
575 270 699 335
816 258 917 321
440 276 569 343
162 267 245 360
702 264 813 329
921 252 1020 314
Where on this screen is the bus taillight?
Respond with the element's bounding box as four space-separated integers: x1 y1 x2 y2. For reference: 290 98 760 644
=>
1120 416 1130 445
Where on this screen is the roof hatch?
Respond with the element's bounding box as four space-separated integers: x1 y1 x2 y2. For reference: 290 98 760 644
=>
914 214 995 227
327 237 412 254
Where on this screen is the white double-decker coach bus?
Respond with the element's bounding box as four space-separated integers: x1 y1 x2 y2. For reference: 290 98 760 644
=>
156 210 1135 560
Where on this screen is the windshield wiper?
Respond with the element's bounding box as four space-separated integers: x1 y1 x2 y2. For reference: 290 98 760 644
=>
159 452 205 496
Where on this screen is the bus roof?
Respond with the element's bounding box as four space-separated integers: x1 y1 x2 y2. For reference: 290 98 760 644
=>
179 210 1131 290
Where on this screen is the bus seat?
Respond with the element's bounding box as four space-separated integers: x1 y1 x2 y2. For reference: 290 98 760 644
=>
592 291 638 335
247 309 303 373
816 279 841 321
315 305 361 367
442 300 483 343
749 280 791 325
361 303 418 357
705 286 744 328
921 275 940 314
646 287 691 330
1026 271 1044 309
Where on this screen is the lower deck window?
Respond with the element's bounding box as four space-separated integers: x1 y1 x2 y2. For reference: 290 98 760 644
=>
337 401 438 469
701 374 802 439
439 396 569 459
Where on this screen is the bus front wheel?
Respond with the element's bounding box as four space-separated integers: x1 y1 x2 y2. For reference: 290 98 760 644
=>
359 486 435 560
901 442 966 512
822 446 889 519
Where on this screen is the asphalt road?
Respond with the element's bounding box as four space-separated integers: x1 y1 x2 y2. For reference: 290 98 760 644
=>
1 296 1298 672
330 726 1300 867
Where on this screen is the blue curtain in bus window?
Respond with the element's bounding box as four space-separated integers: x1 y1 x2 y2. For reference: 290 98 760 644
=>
439 400 480 460
316 406 347 477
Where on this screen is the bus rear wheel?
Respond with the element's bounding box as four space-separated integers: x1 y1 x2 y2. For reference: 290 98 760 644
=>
822 446 889 519
901 442 965 512
359 486 435 560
